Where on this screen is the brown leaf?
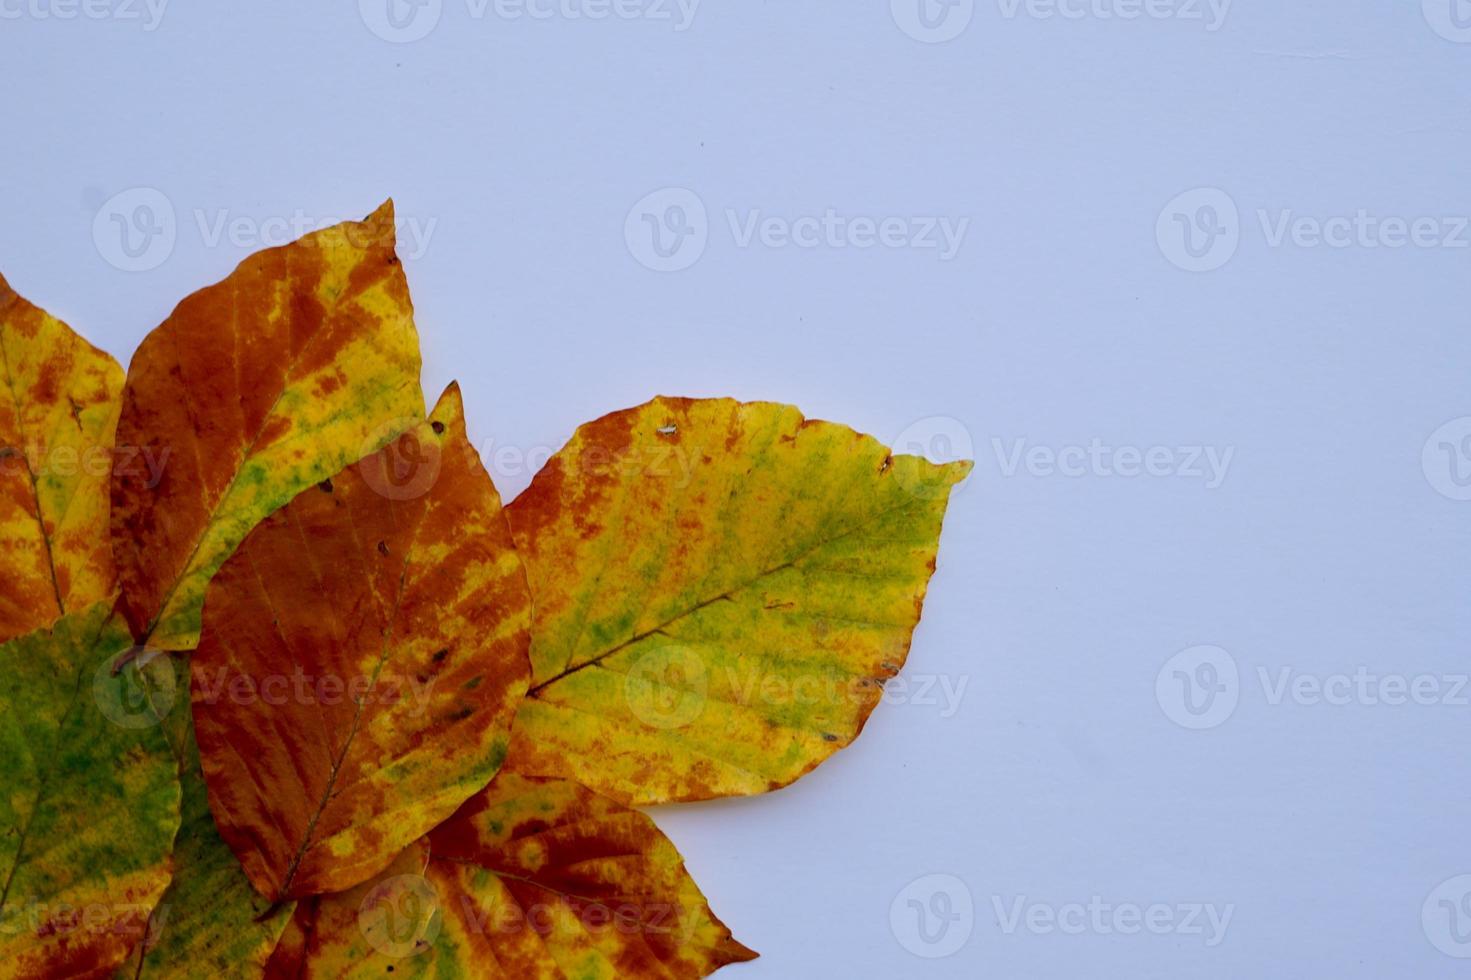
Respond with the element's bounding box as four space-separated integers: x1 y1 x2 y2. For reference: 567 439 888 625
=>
264 772 756 979
110 201 424 651
191 385 531 902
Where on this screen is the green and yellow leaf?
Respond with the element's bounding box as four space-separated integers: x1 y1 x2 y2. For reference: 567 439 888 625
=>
110 201 424 651
502 396 970 805
0 273 123 645
263 772 755 979
121 664 296 979
191 386 532 902
0 601 181 978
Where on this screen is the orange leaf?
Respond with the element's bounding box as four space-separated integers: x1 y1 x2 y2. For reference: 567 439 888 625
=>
191 385 531 902
110 201 424 651
0 272 123 644
264 772 756 979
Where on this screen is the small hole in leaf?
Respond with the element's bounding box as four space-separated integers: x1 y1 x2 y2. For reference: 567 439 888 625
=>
657 424 677 436
377 541 390 557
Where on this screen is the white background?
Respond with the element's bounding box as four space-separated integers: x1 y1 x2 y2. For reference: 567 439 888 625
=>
3 1 1470 976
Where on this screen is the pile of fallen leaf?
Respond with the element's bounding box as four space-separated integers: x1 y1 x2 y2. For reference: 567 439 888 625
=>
0 202 968 979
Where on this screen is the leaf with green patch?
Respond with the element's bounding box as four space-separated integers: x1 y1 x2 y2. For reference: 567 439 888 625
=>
0 272 123 645
120 659 296 979
110 201 425 652
0 601 180 978
502 396 970 805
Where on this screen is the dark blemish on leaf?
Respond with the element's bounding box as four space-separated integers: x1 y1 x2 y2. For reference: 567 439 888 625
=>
318 478 334 493
821 733 839 743
462 676 483 690
446 705 474 722
377 541 390 557
431 420 445 435
879 454 893 474
432 648 449 664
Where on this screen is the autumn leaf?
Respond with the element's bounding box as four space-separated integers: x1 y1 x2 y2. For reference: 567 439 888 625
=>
501 396 970 805
121 662 297 979
110 201 424 652
191 385 532 903
0 272 123 645
263 772 756 979
0 601 181 978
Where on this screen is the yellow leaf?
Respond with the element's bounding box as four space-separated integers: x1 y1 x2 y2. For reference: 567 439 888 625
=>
503 396 970 805
110 201 424 651
0 273 123 644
